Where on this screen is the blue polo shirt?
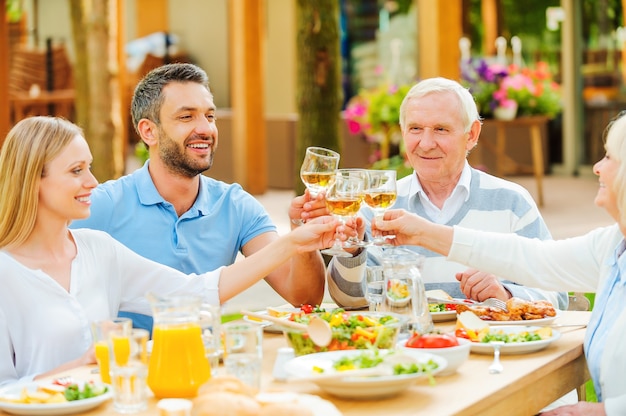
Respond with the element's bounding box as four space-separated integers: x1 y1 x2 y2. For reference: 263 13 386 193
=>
70 161 276 274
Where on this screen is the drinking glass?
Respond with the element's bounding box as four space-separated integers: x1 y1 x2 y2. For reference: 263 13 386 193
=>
364 266 385 312
222 322 264 390
299 147 340 197
364 170 397 244
321 169 367 257
109 328 150 413
90 317 132 384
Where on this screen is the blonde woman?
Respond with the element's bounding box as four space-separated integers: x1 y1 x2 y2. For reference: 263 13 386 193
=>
0 116 338 386
374 112 626 416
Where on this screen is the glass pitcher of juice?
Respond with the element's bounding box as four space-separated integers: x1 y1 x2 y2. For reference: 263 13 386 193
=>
382 247 434 335
147 295 211 398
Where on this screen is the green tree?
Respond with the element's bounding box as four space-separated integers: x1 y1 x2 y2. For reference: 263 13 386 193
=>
295 1 343 195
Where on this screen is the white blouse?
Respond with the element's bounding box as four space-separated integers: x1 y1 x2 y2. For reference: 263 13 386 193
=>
0 228 221 386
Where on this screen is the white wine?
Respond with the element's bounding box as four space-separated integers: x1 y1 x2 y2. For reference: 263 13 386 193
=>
326 197 361 217
364 192 397 210
301 172 335 194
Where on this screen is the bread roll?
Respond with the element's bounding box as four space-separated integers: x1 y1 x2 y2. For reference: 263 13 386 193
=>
259 401 313 416
193 391 260 416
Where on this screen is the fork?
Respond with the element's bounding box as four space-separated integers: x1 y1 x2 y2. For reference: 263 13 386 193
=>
427 297 508 311
488 341 504 374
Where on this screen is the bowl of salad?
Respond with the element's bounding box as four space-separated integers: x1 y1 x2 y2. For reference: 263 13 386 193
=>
282 309 406 356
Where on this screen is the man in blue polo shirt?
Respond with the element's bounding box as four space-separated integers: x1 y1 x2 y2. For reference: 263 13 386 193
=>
71 63 327 331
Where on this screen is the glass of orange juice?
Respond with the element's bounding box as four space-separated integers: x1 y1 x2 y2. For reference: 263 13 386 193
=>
109 328 150 413
90 318 132 384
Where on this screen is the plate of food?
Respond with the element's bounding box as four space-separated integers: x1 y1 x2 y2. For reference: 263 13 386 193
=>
468 325 561 355
426 290 463 322
456 297 560 325
284 349 446 399
0 379 111 415
243 306 301 333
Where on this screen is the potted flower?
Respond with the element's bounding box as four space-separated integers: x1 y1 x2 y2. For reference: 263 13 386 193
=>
461 59 562 120
344 82 413 178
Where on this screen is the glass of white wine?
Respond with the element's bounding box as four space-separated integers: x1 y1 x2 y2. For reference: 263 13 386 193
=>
300 147 340 197
364 170 397 245
321 169 367 258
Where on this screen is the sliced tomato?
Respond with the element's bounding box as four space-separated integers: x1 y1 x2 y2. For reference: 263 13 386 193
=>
405 333 460 348
455 328 470 340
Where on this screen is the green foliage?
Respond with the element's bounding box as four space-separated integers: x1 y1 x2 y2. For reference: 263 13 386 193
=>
6 0 23 23
135 142 149 164
371 155 412 179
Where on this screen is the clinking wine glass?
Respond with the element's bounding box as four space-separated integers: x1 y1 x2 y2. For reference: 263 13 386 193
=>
364 169 397 245
300 147 340 197
321 169 366 258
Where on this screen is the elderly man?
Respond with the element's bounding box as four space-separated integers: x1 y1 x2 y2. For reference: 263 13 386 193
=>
293 77 567 310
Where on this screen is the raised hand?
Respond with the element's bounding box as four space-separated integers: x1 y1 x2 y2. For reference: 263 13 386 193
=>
290 216 341 253
288 189 329 226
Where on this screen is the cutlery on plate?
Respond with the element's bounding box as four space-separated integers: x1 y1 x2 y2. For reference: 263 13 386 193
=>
427 297 508 311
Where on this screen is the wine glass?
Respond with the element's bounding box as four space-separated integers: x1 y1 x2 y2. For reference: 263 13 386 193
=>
364 170 397 245
321 169 367 257
299 147 340 197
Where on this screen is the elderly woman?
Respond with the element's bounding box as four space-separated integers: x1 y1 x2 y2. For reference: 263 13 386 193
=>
374 113 626 415
0 116 338 386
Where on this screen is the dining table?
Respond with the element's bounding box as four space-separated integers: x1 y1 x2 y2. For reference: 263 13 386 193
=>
4 310 591 416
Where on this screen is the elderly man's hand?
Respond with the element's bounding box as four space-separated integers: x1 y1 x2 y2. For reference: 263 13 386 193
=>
288 190 329 227
455 269 511 301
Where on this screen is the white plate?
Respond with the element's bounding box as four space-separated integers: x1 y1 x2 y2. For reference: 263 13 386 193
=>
255 392 342 416
483 309 562 326
284 349 446 399
470 326 561 355
430 310 457 322
243 308 300 333
0 382 112 415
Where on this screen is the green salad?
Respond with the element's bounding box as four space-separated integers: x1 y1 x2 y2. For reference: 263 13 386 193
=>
285 309 401 356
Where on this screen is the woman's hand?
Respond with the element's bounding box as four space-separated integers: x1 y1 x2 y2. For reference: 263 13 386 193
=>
373 209 454 256
291 216 340 252
372 209 424 246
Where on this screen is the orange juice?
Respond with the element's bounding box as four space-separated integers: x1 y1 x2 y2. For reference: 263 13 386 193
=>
147 323 210 398
112 334 131 366
94 341 111 384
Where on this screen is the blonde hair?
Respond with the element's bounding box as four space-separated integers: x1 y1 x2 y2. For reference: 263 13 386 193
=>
0 116 83 249
604 112 626 225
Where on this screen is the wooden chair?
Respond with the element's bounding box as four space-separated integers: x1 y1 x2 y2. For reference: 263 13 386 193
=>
8 44 75 124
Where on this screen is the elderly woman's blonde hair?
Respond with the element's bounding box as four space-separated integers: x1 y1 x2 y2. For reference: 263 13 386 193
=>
603 112 626 225
0 116 83 249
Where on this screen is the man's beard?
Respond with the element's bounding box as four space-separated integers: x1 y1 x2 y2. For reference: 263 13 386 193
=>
159 132 215 178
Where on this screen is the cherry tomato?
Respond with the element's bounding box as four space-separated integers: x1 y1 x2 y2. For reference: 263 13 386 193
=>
300 304 314 314
405 333 460 348
455 328 470 340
